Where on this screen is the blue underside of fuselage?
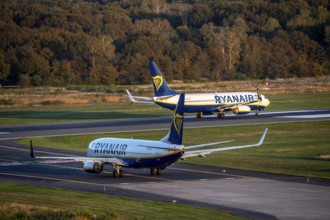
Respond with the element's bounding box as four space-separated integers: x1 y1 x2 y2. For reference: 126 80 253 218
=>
155 102 265 114
122 151 184 169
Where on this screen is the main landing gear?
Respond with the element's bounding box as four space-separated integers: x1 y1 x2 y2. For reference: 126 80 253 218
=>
150 168 160 176
112 166 162 177
197 112 226 119
113 165 123 178
196 112 204 119
255 110 259 117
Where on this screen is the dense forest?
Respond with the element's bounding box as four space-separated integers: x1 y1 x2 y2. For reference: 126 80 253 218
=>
0 0 329 87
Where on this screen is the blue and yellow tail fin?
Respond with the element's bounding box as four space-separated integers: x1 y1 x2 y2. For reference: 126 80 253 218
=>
160 93 185 145
149 59 176 97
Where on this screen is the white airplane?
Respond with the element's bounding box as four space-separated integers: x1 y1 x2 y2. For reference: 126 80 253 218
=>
30 93 268 177
127 60 270 118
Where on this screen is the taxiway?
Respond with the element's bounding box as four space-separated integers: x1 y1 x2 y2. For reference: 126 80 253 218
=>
0 109 330 220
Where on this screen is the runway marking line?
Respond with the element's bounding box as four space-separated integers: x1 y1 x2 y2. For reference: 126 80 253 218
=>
168 167 251 179
122 173 175 182
0 161 25 166
0 172 111 187
276 114 330 119
0 144 75 156
22 160 81 169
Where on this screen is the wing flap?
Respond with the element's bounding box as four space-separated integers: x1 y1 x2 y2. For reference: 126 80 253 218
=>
138 145 182 151
185 140 234 150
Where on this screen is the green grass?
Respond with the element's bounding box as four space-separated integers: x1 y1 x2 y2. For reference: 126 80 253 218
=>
265 93 330 111
0 103 171 125
0 184 244 220
20 121 330 179
1 93 329 126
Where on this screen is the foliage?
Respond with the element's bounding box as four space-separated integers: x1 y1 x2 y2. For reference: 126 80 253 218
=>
0 0 329 87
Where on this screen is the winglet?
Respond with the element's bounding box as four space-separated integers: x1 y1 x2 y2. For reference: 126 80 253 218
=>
30 140 35 158
126 90 136 104
257 128 268 146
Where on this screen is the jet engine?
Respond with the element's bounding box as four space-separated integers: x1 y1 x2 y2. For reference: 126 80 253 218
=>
233 105 251 115
83 162 103 174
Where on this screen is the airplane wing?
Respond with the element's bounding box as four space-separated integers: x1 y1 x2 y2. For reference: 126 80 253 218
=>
182 128 268 159
126 90 155 104
30 144 128 166
138 145 182 151
185 140 234 150
212 100 258 112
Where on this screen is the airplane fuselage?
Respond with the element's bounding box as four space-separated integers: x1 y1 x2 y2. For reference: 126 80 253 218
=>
87 138 184 169
153 92 270 114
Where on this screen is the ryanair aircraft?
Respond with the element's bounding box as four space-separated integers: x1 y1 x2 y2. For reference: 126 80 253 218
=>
127 60 270 118
30 93 268 177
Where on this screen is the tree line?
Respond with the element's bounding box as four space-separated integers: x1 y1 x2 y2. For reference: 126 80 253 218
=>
0 0 329 87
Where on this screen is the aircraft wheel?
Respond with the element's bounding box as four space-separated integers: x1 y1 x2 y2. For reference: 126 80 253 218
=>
151 168 159 176
156 168 160 175
118 170 123 177
196 112 204 119
113 165 123 178
217 113 225 119
93 163 103 174
255 110 259 117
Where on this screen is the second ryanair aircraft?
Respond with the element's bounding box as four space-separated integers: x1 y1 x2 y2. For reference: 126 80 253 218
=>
30 93 268 177
127 60 270 118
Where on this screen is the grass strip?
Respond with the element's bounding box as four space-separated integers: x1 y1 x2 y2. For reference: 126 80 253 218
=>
0 184 244 220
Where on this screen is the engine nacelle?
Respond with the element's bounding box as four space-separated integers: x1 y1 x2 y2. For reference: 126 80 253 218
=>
83 162 104 174
233 105 251 115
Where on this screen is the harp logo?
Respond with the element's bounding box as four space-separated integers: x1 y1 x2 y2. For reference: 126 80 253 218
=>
174 113 183 136
152 75 163 91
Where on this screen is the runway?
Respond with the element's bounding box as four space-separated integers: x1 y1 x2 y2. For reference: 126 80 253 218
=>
1 109 330 220
1 109 330 140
